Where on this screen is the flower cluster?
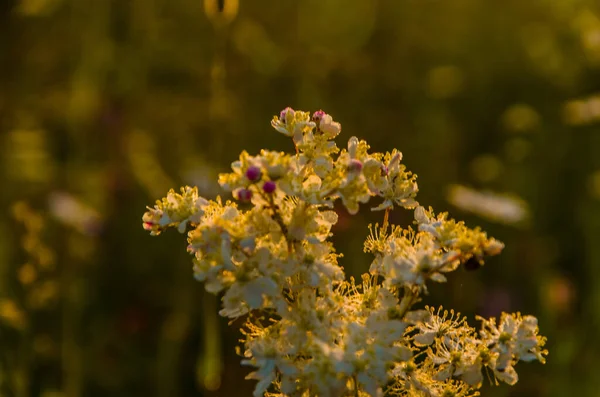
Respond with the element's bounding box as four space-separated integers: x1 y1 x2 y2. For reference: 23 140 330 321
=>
142 109 547 396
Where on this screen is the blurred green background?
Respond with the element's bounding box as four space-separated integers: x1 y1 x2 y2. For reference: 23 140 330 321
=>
1 0 599 396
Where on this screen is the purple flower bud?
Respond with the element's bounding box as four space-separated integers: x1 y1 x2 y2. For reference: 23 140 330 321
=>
262 181 277 194
245 166 262 182
312 110 326 123
280 107 295 122
237 188 253 202
348 159 363 173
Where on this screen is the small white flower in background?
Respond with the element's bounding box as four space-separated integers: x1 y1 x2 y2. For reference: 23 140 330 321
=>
142 109 547 396
447 184 529 226
48 191 102 236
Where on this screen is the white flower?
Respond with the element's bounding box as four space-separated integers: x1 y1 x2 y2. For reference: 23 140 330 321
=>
477 313 547 385
411 307 469 347
242 336 299 397
318 114 342 139
219 276 278 318
143 108 547 396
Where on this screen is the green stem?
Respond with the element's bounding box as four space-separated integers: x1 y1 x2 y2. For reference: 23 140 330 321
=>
15 329 30 397
156 270 193 397
382 208 390 232
397 286 416 319
197 292 222 391
264 193 293 252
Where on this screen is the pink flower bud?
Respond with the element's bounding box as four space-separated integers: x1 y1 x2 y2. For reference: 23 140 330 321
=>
280 107 295 123
237 188 253 202
312 110 326 123
245 166 262 182
262 181 277 194
348 159 363 173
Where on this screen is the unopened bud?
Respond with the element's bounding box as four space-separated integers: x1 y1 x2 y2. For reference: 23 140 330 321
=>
237 188 253 202
348 159 363 173
312 110 326 124
280 107 295 123
262 181 277 194
245 166 262 182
